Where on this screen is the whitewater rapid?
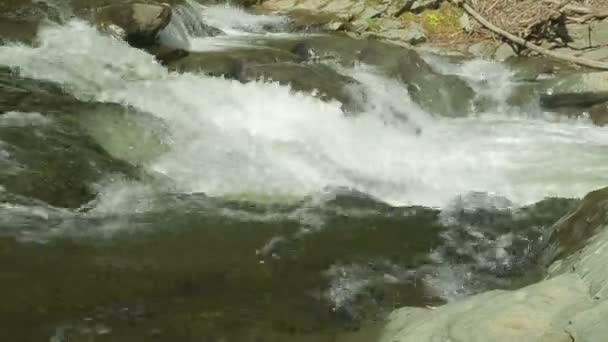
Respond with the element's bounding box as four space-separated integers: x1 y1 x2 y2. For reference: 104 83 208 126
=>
1 5 607 209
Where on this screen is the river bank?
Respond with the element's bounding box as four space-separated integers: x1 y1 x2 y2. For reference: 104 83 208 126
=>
255 0 608 65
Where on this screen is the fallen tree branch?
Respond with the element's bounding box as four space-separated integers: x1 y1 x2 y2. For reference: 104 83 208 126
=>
461 2 608 70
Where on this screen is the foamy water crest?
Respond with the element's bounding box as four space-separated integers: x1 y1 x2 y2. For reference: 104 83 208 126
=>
1 19 607 209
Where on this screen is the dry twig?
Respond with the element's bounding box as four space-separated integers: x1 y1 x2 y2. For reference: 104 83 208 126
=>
461 2 608 69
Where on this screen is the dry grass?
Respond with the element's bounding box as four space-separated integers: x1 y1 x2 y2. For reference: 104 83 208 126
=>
463 0 607 43
469 0 562 39
584 0 608 9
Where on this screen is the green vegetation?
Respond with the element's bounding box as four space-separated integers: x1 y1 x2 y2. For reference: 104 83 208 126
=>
401 3 463 36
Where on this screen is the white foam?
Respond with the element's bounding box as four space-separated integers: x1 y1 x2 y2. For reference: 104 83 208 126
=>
1 20 607 209
201 4 288 35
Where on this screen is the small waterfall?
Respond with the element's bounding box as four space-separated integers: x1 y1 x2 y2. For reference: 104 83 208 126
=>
0 8 606 340
159 0 224 49
2 19 608 208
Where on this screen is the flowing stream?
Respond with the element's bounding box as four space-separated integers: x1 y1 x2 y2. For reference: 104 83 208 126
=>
0 1 607 341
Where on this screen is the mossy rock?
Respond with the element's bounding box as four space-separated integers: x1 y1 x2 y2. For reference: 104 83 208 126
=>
400 3 463 37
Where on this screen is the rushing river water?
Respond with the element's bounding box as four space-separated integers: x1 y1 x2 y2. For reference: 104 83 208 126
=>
0 1 607 341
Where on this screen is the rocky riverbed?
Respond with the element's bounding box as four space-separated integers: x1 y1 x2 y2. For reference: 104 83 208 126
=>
0 0 608 341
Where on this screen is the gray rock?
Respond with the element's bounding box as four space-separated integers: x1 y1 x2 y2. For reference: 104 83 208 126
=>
165 47 300 77
325 20 346 31
467 41 495 58
359 40 474 117
493 42 517 61
410 0 442 13
401 22 428 45
540 92 608 109
539 72 608 119
541 188 608 269
589 102 608 126
241 62 360 110
0 67 83 114
581 47 608 62
148 47 189 66
406 72 474 117
546 71 608 94
381 273 592 342
566 300 608 342
382 186 608 342
546 187 608 299
358 17 428 45
0 113 140 208
363 27 428 45
95 2 172 47
261 0 366 18
0 18 39 45
263 35 398 66
565 21 608 50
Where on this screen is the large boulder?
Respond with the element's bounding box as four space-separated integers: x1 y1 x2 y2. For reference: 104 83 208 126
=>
380 273 591 342
266 35 475 117
544 187 608 298
381 187 608 342
95 2 172 47
544 71 608 95
563 22 608 53
0 67 146 208
359 41 474 117
538 71 608 125
163 45 360 110
242 62 360 110
165 47 301 77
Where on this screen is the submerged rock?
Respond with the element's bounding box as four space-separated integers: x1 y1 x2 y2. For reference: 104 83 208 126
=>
242 62 360 110
0 0 62 44
0 67 81 114
0 68 154 207
165 47 300 77
265 35 475 117
360 40 474 117
95 2 172 47
0 18 39 45
0 114 140 208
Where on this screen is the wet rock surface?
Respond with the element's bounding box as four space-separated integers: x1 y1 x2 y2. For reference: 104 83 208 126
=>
538 71 608 125
383 187 608 342
0 67 80 114
0 114 140 208
95 2 173 47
